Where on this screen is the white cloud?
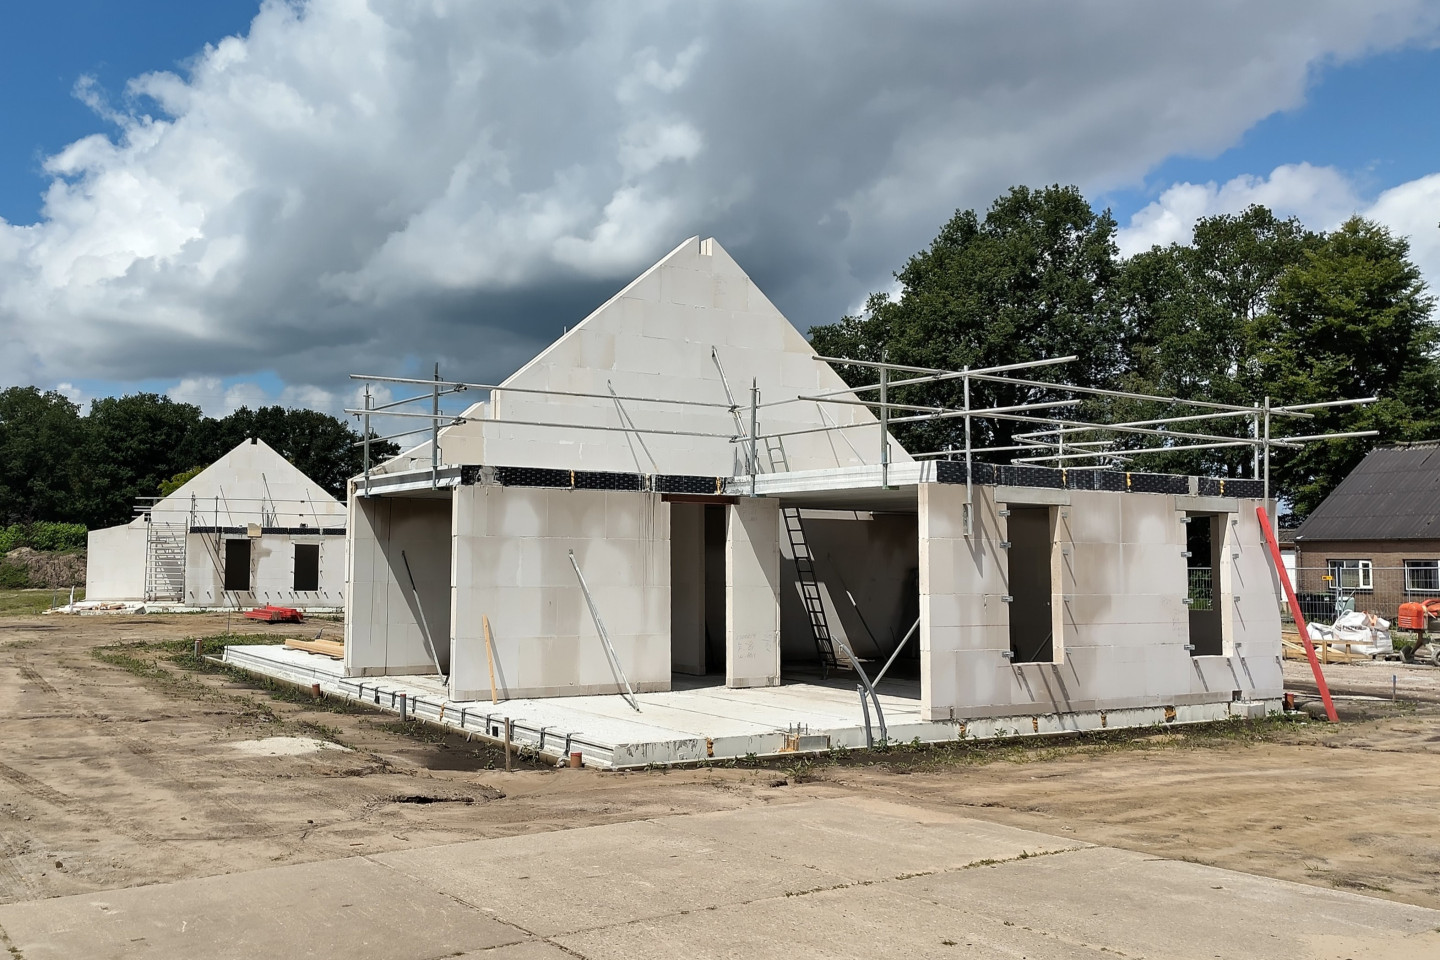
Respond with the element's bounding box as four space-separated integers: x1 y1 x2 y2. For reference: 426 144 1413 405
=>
3 0 1439 400
1115 164 1365 255
1116 164 1440 294
53 382 90 414
1368 173 1440 297
166 376 274 417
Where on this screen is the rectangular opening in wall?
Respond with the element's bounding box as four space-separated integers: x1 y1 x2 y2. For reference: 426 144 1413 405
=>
669 502 709 678
1185 513 1223 656
293 543 320 592
1007 506 1055 663
224 538 251 592
703 504 728 677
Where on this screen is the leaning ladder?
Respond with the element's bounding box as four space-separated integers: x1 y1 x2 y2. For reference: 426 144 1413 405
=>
764 436 840 676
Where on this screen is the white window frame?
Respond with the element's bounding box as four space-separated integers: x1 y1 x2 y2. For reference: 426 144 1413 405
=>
1404 559 1440 594
1328 559 1373 592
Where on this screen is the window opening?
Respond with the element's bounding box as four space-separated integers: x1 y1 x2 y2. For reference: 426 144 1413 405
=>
293 543 320 592
1405 559 1440 594
1006 506 1055 663
1328 559 1373 592
224 538 251 592
1185 514 1222 656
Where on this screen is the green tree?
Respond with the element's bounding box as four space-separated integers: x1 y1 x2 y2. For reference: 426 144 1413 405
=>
810 185 1122 454
811 189 1440 516
158 465 207 497
1258 217 1440 517
0 387 84 525
73 394 206 528
1115 207 1319 478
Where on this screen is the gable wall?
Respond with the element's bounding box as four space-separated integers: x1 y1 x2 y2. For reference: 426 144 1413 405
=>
437 238 909 475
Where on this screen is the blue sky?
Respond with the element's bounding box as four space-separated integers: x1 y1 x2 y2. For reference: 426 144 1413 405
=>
1098 45 1440 226
0 1 260 225
2 2 1438 417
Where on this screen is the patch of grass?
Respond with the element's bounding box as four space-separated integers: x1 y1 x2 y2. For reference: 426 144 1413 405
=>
0 587 84 617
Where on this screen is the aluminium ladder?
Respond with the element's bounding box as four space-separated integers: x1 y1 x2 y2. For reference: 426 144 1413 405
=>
764 436 841 676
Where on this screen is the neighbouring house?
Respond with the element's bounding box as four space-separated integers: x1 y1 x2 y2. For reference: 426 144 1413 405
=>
1293 442 1440 620
337 236 1283 733
85 437 347 609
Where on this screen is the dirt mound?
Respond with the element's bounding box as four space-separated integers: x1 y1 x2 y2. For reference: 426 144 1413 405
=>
2 547 86 589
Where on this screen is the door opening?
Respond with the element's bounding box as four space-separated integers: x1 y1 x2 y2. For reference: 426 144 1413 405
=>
668 502 729 683
1007 506 1055 663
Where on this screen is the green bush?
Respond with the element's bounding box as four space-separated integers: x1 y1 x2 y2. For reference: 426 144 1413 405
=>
0 522 88 553
0 562 28 589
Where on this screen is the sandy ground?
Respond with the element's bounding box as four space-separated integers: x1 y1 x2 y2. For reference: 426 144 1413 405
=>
3 611 1439 914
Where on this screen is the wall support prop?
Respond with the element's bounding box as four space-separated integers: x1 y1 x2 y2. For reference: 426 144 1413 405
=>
569 550 641 712
1256 506 1337 722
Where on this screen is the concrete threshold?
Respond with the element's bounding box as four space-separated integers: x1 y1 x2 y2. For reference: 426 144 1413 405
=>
223 645 1282 769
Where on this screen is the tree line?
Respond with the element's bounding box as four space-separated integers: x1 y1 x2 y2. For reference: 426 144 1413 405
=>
810 187 1438 520
0 391 398 530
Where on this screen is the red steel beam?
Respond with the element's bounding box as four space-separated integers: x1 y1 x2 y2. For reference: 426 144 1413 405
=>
1255 506 1337 722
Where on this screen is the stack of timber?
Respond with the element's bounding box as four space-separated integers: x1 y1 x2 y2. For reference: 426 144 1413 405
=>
284 637 344 659
1280 630 1368 664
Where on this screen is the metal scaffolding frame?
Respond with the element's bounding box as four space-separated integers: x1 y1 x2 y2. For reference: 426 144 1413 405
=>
345 356 1379 511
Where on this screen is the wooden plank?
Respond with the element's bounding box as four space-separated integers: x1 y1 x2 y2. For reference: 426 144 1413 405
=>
285 638 345 659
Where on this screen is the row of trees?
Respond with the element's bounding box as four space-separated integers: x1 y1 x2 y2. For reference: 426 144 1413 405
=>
811 188 1439 519
0 391 397 530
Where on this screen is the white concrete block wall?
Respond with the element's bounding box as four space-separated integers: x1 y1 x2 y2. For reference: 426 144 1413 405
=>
727 497 781 688
84 522 147 600
1218 503 1284 698
182 532 344 608
921 483 1282 722
449 486 671 700
919 483 1008 719
345 495 452 678
435 237 912 477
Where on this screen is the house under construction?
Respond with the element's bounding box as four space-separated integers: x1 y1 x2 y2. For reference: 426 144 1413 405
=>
86 438 347 610
224 237 1371 765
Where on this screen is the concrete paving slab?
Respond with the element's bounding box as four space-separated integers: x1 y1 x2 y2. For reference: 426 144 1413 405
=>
553 881 1110 960
374 817 845 938
454 943 575 958
0 856 521 960
898 844 1440 959
650 797 1090 884
2 793 1437 960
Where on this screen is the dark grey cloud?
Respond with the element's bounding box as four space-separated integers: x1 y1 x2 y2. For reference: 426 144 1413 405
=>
2 0 1437 411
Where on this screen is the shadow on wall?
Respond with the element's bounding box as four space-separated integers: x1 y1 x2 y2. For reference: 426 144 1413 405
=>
780 512 918 664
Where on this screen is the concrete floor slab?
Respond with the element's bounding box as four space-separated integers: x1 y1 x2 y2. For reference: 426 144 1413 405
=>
0 856 523 960
221 645 1276 768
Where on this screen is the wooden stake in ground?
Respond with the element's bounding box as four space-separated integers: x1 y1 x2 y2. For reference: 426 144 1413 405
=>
483 614 498 704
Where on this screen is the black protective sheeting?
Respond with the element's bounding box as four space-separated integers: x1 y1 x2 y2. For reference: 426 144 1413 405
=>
1296 444 1440 541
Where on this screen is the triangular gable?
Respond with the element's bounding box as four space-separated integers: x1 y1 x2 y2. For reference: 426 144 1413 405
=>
438 237 909 475
153 437 346 527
